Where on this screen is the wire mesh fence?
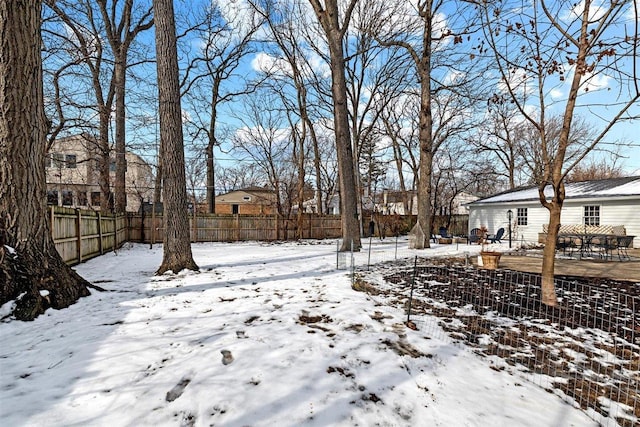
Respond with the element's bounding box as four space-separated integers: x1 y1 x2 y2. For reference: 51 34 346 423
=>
347 239 639 427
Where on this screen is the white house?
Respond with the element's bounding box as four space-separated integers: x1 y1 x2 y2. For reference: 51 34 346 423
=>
468 176 640 248
378 190 478 215
302 193 340 215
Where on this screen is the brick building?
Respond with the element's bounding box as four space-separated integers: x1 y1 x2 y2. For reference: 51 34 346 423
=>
214 187 277 215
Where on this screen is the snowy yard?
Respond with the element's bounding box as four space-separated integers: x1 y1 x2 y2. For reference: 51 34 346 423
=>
0 240 601 426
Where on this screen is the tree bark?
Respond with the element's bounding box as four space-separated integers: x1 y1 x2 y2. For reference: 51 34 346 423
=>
153 0 198 274
114 53 128 213
308 0 361 251
1 0 90 320
540 202 560 306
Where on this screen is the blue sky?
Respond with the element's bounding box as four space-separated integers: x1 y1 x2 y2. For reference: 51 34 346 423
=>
125 0 640 180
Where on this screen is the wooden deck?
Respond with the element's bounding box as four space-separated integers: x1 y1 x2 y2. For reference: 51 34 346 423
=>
487 248 640 282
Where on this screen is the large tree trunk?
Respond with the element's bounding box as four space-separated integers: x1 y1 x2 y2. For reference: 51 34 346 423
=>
206 98 218 214
114 53 127 213
0 0 91 320
309 0 361 251
153 0 198 274
98 108 113 212
414 29 434 249
329 38 361 251
541 202 561 306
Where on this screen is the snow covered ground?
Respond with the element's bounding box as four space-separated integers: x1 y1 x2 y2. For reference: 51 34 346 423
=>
0 240 598 426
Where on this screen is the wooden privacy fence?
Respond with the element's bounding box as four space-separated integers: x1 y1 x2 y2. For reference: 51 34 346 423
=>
50 207 343 264
127 213 343 243
50 206 128 265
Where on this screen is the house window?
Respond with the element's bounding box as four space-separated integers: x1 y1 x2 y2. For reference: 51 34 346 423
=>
232 204 239 214
65 154 77 168
47 190 58 205
243 196 251 201
517 208 528 226
49 153 65 168
62 190 73 206
584 205 600 226
91 191 101 206
109 159 116 172
77 191 88 206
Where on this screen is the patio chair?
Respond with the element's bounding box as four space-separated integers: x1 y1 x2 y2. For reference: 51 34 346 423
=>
592 235 617 260
468 228 481 244
439 226 451 239
616 235 634 261
486 227 505 244
556 235 576 256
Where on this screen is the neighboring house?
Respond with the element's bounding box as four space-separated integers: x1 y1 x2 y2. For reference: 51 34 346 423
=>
468 176 640 248
46 134 154 212
452 192 479 215
215 187 277 215
378 190 477 216
302 193 340 215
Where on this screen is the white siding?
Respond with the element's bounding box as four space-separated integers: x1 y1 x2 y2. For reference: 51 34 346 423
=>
469 202 544 246
470 196 640 248
563 198 640 248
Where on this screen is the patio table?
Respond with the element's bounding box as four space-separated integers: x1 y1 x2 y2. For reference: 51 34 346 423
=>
558 233 634 260
557 233 605 259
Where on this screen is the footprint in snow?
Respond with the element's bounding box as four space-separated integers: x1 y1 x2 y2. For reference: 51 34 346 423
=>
166 377 191 402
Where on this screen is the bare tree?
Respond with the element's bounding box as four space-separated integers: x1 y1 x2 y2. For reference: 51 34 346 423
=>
231 91 294 216
1 0 91 320
250 0 329 234
182 2 262 214
97 0 153 213
380 92 420 215
153 0 198 274
43 0 153 213
215 163 265 194
307 0 362 251
475 97 527 189
367 0 485 248
480 0 639 305
566 156 626 182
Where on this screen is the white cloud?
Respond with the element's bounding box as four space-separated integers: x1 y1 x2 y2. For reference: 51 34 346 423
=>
581 72 612 92
549 88 564 100
563 0 607 21
443 70 466 85
181 109 192 124
497 68 533 96
250 52 292 75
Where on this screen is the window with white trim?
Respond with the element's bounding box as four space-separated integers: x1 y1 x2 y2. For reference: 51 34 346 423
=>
517 208 528 225
584 205 600 226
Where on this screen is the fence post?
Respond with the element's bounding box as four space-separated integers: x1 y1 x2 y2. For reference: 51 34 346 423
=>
367 234 372 270
152 208 157 248
75 209 82 264
395 234 398 260
50 205 55 236
350 239 355 280
97 212 104 255
407 256 418 323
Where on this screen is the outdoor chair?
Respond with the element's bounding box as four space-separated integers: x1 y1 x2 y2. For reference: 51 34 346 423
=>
556 235 576 256
439 226 451 239
486 227 504 244
616 235 634 261
592 235 617 260
468 228 481 244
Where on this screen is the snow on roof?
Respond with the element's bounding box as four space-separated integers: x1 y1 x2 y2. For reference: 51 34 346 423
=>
471 176 640 205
